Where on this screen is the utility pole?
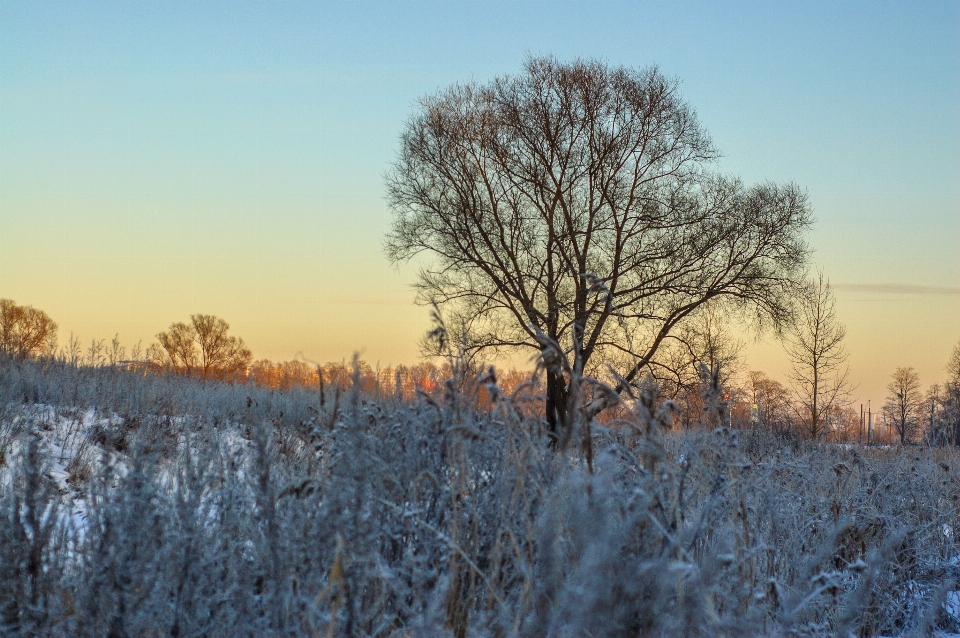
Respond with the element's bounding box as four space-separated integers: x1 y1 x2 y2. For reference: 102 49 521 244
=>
868 400 872 446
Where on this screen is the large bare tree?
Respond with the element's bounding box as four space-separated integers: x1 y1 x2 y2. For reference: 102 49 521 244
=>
385 57 812 437
783 271 853 439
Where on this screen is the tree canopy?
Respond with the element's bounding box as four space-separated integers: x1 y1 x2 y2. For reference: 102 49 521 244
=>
386 57 812 433
0 299 57 360
150 314 252 381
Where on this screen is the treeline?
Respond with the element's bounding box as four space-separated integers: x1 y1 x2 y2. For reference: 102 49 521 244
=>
0 301 536 399
3 298 959 445
247 358 532 399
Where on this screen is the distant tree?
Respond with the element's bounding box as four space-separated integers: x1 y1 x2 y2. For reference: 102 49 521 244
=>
884 366 923 445
385 56 812 441
658 306 745 394
0 299 58 359
747 371 795 436
61 332 82 366
150 314 252 381
86 338 106 367
249 359 318 390
923 383 952 446
106 334 126 366
783 271 853 440
824 405 860 443
945 339 960 445
682 307 745 388
661 307 746 429
248 359 280 389
949 340 960 385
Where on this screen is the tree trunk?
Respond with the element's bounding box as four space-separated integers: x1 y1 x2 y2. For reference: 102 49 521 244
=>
954 411 960 448
545 369 569 447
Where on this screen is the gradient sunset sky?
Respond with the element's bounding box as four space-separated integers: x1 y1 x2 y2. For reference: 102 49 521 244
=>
2 1 958 405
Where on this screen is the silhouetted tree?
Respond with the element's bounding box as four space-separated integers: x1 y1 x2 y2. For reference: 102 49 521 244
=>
884 366 922 445
385 57 812 440
150 314 252 381
783 271 853 440
945 339 960 445
671 306 745 389
660 307 745 430
0 299 57 359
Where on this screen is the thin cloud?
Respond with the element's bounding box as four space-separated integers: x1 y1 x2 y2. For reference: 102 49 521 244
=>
834 284 960 296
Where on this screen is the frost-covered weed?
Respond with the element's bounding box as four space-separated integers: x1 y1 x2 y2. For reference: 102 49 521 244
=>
0 357 958 636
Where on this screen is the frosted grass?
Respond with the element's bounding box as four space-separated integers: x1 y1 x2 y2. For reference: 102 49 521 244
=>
1 357 958 636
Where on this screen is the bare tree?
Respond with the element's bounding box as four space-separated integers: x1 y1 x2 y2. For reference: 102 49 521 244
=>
947 339 960 398
385 57 812 439
106 334 126 367
674 305 744 388
86 338 106 367
151 314 252 381
884 366 922 445
783 271 853 440
945 339 960 445
747 371 795 436
61 332 82 366
0 299 58 359
923 383 952 446
660 307 745 430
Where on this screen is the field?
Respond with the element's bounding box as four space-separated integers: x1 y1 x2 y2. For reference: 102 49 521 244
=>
1 357 959 637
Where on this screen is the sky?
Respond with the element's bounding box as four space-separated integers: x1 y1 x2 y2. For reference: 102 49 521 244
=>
1 0 958 405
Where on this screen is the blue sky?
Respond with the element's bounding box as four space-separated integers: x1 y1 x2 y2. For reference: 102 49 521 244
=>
1 1 958 402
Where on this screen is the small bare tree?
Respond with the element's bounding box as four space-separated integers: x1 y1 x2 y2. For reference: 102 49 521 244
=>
0 299 58 359
784 271 853 440
85 338 106 367
884 366 922 445
106 334 126 367
674 306 744 387
660 306 745 429
385 57 812 440
151 314 252 381
61 332 82 366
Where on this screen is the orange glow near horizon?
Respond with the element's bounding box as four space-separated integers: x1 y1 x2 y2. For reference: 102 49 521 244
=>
2 282 956 413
